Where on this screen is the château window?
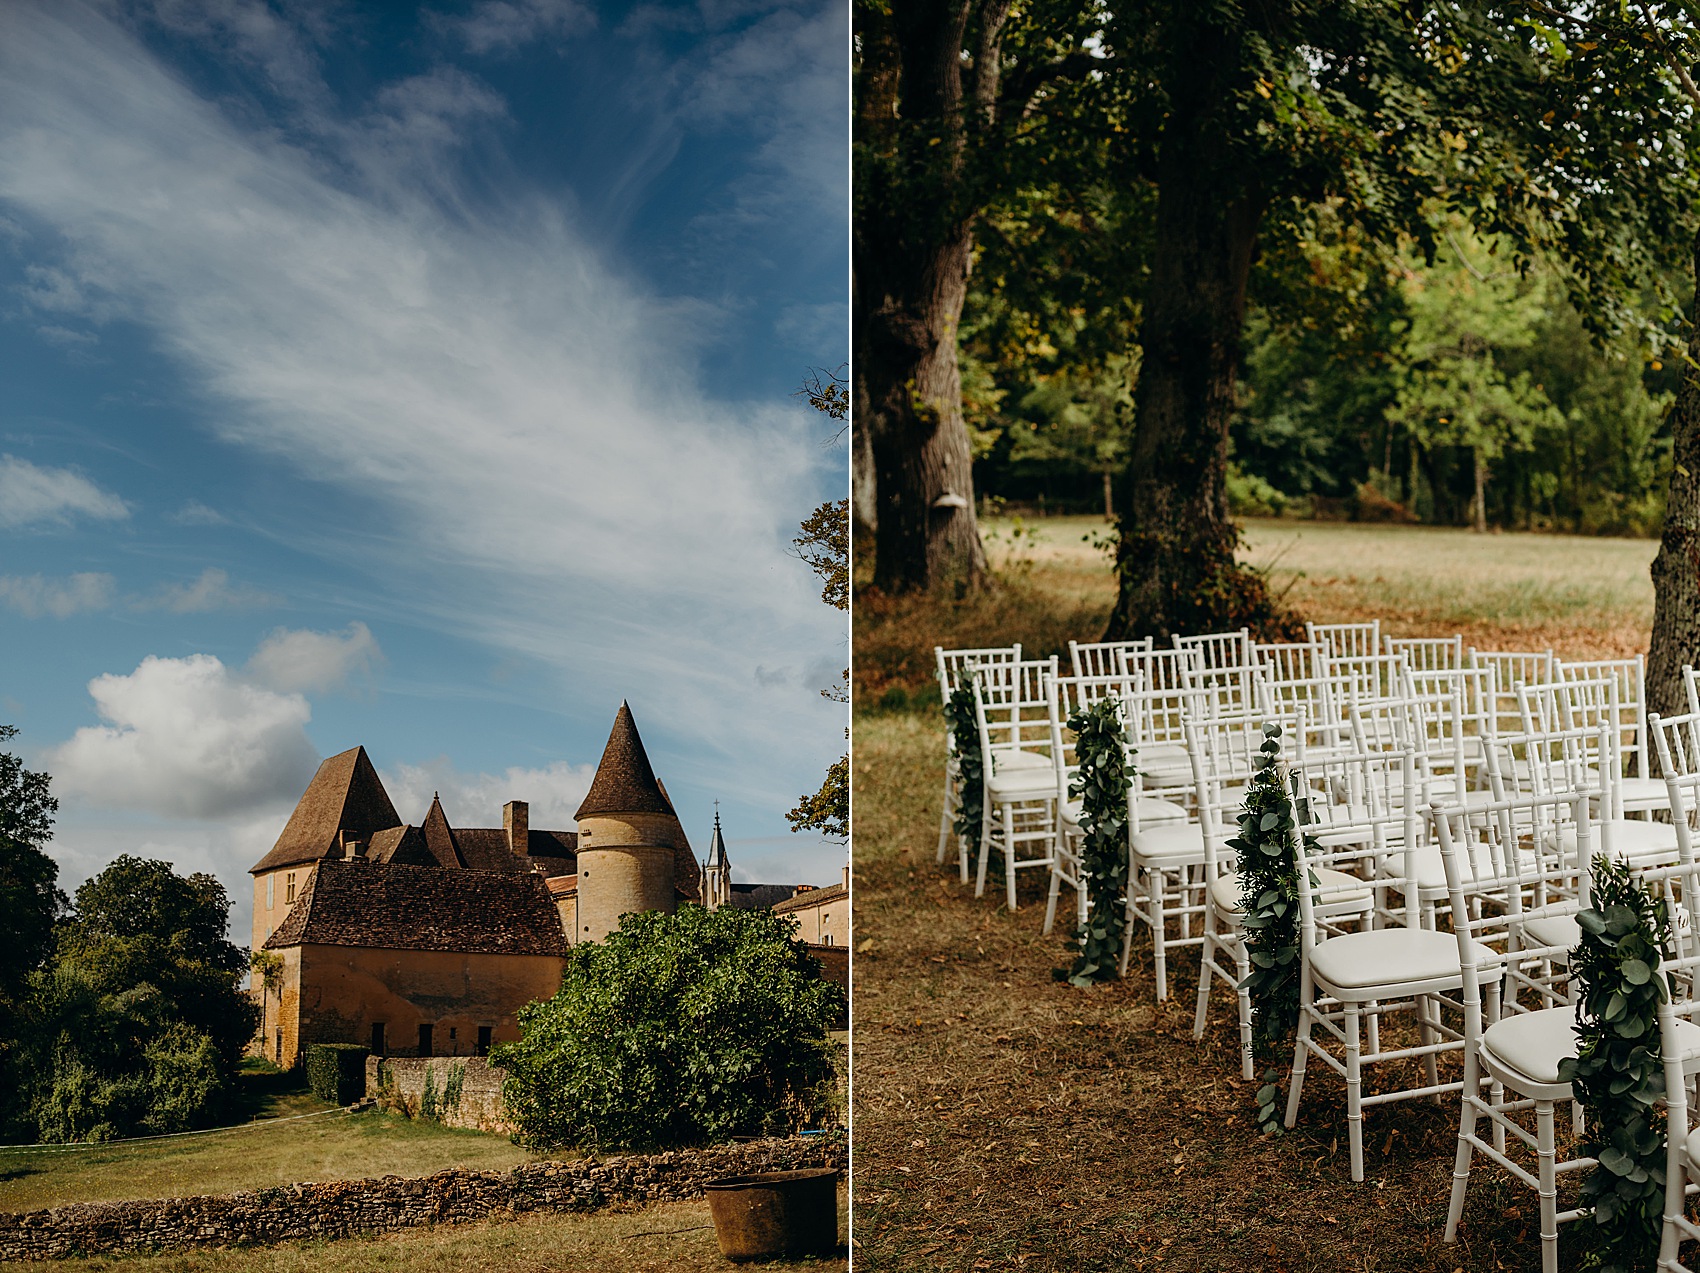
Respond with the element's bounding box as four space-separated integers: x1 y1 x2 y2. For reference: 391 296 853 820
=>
285 872 297 904
266 875 274 908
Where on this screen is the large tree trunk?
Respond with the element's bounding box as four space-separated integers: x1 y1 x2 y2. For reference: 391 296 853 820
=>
854 0 991 594
1646 230 1700 721
1472 446 1488 533
1103 28 1294 641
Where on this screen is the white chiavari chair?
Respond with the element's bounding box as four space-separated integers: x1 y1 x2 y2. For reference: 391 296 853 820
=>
1559 656 1663 814
1386 633 1465 672
1308 620 1382 659
1068 637 1152 679
972 657 1061 910
935 645 1024 871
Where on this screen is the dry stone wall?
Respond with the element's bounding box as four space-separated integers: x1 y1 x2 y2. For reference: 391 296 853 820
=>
368 1055 510 1133
0 1134 845 1261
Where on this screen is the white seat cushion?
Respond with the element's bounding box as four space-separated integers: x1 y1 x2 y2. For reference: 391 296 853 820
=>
1486 1007 1700 1088
1620 776 1672 809
1209 867 1371 918
1130 821 1223 864
1062 797 1188 827
991 749 1051 771
985 767 1058 799
1308 927 1482 994
1558 820 1679 863
1408 842 1540 895
1522 913 1581 953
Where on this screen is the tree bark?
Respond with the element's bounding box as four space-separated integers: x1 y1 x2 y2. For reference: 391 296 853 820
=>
1646 229 1700 721
855 0 991 593
1472 446 1488 533
1103 24 1295 641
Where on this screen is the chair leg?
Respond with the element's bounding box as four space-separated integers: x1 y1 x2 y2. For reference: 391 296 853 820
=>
1191 926 1214 1042
1004 805 1019 913
1150 868 1169 1001
937 770 954 865
1537 1099 1559 1273
1234 942 1254 1082
1345 1001 1365 1182
1285 971 1314 1130
1042 861 1062 936
1418 995 1440 1102
1445 1032 1481 1243
974 801 994 898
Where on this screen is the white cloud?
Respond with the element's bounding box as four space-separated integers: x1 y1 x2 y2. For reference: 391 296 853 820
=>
169 499 226 525
247 621 383 694
442 0 595 55
49 653 321 819
0 2 843 816
0 571 116 617
139 567 278 613
380 756 598 830
0 454 129 528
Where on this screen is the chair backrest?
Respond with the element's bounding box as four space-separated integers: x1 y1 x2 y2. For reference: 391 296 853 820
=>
1069 638 1152 679
1290 747 1421 934
1433 788 1595 1015
1174 628 1253 672
1509 715 1622 828
1307 620 1381 660
972 657 1058 770
1118 646 1197 750
1182 657 1258 723
936 645 1021 699
1325 651 1410 709
1559 656 1648 777
1469 647 1555 737
1384 634 1464 672
1403 665 1497 789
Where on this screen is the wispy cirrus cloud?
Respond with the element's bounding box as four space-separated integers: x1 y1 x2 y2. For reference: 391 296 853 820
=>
0 1 841 813
0 572 117 618
0 455 129 528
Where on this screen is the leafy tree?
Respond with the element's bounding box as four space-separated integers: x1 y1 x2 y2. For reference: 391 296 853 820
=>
493 906 843 1151
854 0 1108 592
0 725 65 1139
18 856 257 1141
1097 1 1693 640
790 369 850 843
1385 236 1563 532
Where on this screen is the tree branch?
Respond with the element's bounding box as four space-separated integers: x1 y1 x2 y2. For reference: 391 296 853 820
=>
996 49 1111 115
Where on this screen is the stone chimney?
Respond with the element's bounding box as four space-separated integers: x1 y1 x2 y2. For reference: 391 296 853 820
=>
504 800 529 859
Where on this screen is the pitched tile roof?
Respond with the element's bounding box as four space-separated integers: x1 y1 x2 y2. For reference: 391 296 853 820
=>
250 747 401 874
367 825 429 866
574 702 676 819
771 882 848 915
420 794 468 869
263 861 570 957
724 883 802 911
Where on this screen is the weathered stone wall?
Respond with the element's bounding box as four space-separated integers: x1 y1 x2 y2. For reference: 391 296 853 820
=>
368 1055 510 1133
0 1135 845 1261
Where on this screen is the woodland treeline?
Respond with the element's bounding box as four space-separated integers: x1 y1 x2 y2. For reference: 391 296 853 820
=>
966 227 1683 536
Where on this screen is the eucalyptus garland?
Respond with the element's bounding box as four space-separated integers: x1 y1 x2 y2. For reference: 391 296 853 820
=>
1558 855 1673 1273
944 681 985 869
1228 723 1307 1134
1064 697 1136 987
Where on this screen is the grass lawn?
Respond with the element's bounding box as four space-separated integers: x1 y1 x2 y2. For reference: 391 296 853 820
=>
0 1066 538 1214
21 1193 849 1273
850 520 1665 1271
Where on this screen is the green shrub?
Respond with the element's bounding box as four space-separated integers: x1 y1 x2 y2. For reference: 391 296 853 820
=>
305 1043 369 1106
494 906 844 1152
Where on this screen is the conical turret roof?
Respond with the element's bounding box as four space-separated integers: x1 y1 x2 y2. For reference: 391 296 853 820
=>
250 746 402 873
420 792 467 869
574 701 676 820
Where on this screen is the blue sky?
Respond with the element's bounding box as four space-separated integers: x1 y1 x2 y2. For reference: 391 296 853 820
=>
0 0 848 940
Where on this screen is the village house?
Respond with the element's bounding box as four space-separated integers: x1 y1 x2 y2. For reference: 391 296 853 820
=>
249 702 847 1067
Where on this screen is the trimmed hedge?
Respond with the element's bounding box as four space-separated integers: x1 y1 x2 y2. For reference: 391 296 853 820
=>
306 1044 369 1105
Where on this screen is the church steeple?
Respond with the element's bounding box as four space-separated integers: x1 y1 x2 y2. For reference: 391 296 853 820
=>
702 804 732 912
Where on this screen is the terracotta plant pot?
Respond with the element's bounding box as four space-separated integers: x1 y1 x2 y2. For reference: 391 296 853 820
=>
704 1168 839 1261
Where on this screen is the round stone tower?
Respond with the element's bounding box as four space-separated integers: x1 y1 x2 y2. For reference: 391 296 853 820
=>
573 701 689 942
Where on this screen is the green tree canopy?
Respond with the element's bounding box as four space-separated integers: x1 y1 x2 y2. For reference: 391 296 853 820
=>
494 906 843 1152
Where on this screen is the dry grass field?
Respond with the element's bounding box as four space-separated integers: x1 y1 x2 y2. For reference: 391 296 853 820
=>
850 519 1664 1272
21 1193 849 1273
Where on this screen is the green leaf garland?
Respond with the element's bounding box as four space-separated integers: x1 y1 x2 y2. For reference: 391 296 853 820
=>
944 681 986 870
1229 723 1307 1134
1064 697 1137 986
1559 855 1672 1273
